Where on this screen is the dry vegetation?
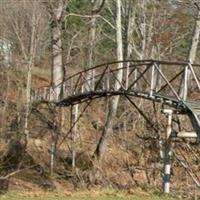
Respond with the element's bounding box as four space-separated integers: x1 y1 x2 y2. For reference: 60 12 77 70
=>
0 189 191 200
0 0 200 199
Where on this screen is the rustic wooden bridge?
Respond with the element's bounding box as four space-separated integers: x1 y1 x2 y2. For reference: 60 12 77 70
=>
32 60 200 137
31 60 200 193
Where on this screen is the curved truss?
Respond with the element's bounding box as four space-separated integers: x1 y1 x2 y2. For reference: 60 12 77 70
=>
32 60 200 110
32 60 200 192
32 60 200 139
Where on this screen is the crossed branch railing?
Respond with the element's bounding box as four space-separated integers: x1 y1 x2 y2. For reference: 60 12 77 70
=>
32 60 200 111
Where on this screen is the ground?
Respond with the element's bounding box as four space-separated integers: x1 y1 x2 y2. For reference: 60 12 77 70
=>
0 190 188 200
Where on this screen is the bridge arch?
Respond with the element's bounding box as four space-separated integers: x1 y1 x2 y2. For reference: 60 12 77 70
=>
32 59 200 193
33 60 200 113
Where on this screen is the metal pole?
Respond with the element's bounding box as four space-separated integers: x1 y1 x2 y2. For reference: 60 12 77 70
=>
163 109 173 194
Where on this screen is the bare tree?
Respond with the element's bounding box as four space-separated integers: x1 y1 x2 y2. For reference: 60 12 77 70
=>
124 0 134 61
188 3 200 63
46 0 67 100
1 0 48 144
24 1 38 144
85 0 105 90
0 0 49 62
0 1 50 143
88 0 105 68
123 0 135 131
45 0 68 173
95 0 123 161
180 2 200 100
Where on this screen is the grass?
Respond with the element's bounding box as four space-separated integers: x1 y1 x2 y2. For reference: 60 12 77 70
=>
0 190 185 200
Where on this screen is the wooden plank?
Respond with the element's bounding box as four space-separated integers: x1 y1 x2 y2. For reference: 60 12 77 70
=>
171 131 198 138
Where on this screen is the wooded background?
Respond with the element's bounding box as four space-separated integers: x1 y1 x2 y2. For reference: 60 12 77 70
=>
0 0 199 198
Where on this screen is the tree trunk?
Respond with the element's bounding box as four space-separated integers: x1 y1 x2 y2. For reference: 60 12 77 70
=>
188 6 200 63
180 5 200 100
24 1 37 145
95 0 123 161
1 72 10 134
86 0 105 91
124 0 134 62
49 0 67 173
124 0 134 131
51 0 66 100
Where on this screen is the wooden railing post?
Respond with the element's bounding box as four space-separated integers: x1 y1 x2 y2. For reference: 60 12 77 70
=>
182 65 189 101
150 64 155 97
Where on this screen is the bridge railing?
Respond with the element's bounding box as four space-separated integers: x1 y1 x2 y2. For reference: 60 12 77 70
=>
31 60 200 106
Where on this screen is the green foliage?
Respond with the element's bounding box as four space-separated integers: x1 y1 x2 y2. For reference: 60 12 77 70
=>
69 0 90 14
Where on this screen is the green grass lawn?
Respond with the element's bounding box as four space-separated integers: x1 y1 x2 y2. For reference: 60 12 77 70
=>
0 190 185 200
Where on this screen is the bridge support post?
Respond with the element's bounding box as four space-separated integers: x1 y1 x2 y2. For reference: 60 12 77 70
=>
70 104 79 169
163 109 173 194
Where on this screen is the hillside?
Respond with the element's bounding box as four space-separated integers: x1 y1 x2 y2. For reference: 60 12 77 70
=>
0 0 200 199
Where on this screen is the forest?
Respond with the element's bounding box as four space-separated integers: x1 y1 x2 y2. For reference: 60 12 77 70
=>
0 0 200 199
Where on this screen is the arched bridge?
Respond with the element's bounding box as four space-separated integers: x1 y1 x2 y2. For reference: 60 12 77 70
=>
32 60 200 139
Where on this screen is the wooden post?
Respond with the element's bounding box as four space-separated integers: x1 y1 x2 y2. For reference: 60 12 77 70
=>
125 63 129 89
163 109 173 194
171 131 197 138
134 68 138 90
150 64 155 97
183 65 189 101
71 104 79 169
50 108 57 175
